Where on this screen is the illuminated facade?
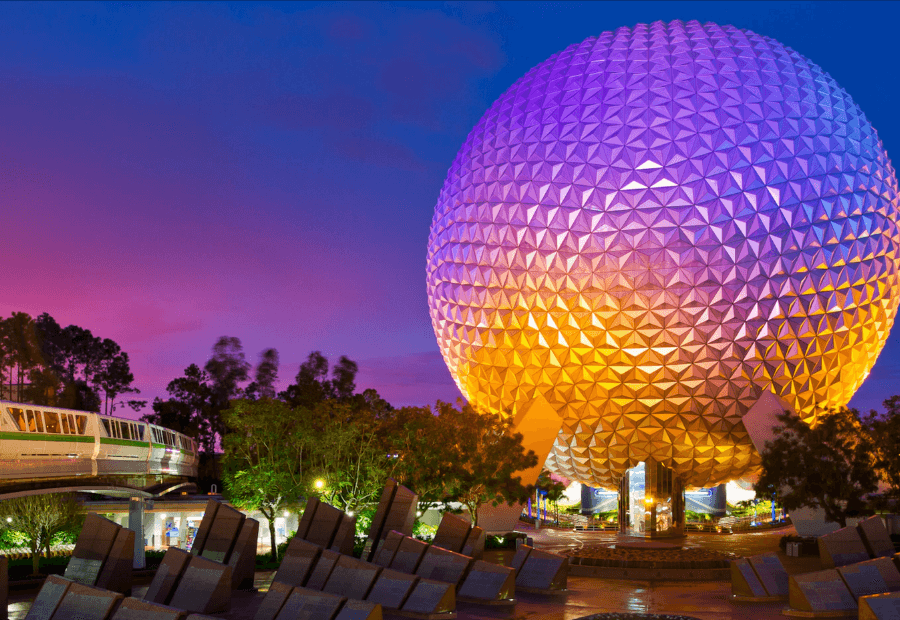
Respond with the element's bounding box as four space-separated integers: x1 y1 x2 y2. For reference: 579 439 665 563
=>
426 21 900 491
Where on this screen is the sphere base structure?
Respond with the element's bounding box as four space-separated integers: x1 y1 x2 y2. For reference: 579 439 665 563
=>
617 460 685 539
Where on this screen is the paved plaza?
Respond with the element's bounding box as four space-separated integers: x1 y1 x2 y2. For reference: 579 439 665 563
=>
6 524 817 620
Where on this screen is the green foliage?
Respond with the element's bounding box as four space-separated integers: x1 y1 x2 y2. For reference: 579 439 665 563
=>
870 396 900 500
306 400 397 513
755 407 878 528
412 521 436 541
390 400 538 527
0 528 29 549
222 398 308 562
0 493 84 575
354 508 375 539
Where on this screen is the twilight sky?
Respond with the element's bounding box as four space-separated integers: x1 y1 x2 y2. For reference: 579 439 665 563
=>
2 1 899 418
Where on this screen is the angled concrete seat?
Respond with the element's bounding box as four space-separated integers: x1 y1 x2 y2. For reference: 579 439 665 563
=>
189 500 219 556
305 549 342 591
296 498 320 540
837 556 900 600
198 502 245 564
253 581 294 620
96 527 135 594
730 558 770 599
431 513 470 554
788 569 857 615
461 526 485 560
457 560 515 604
363 480 417 562
516 548 567 592
859 591 900 620
166 555 232 614
330 513 357 557
64 513 122 587
110 597 186 620
24 575 73 620
304 502 344 549
400 578 455 617
371 531 404 568
276 586 345 620
333 599 382 620
228 517 260 590
365 568 419 610
389 536 429 575
273 538 322 588
414 545 472 586
748 552 788 598
858 515 896 559
509 544 531 575
50 578 123 620
144 548 193 606
322 555 382 601
819 525 871 568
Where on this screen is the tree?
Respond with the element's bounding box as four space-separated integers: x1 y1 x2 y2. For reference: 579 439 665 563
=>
754 407 879 527
429 401 537 526
279 351 361 409
304 398 399 513
245 348 279 401
536 470 567 524
868 396 900 501
143 364 213 451
0 493 84 575
222 399 311 562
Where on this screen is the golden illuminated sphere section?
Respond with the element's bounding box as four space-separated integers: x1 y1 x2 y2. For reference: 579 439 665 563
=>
425 21 900 489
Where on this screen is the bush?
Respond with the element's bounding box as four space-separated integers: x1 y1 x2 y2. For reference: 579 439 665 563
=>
484 533 525 550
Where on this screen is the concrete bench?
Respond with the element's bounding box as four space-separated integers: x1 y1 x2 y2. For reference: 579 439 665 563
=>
189 499 260 591
836 556 900 600
818 525 872 568
64 513 133 592
272 537 322 588
25 575 123 620
858 515 896 559
322 554 383 601
166 554 233 614
786 569 857 616
109 597 186 620
515 548 568 593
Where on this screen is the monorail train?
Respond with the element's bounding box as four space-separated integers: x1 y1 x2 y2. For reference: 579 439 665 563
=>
0 401 198 480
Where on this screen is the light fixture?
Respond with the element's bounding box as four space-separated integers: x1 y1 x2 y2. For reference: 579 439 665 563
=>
314 479 325 490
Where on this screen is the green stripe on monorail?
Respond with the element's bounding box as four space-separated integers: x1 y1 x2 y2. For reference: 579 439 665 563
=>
100 437 149 448
0 431 94 443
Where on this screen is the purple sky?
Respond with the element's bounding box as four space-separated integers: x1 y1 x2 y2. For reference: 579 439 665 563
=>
2 1 899 417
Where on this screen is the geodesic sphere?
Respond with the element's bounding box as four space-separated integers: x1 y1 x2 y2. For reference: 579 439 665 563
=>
426 20 900 489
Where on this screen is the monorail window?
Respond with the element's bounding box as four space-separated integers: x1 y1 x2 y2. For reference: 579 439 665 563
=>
121 423 131 440
67 414 77 434
45 411 60 433
136 425 145 441
61 413 70 434
75 415 87 434
26 410 44 433
101 419 112 437
9 408 26 432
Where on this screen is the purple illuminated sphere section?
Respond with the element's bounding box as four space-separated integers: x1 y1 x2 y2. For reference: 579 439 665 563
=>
426 21 900 489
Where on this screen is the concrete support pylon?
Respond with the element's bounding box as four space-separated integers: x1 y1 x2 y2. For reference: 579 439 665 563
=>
128 497 146 569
